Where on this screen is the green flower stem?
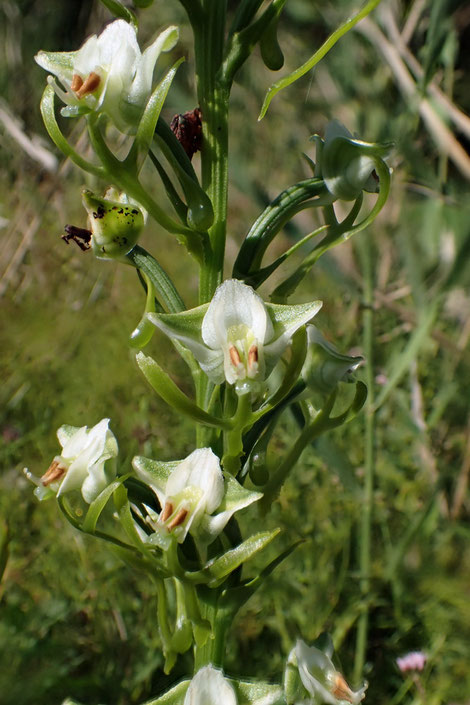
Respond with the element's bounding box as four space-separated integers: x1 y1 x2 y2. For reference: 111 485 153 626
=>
223 392 255 475
354 231 375 683
259 394 337 512
194 0 229 305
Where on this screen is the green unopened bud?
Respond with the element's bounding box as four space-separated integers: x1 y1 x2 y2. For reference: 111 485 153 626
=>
320 120 392 201
82 187 145 259
302 325 363 398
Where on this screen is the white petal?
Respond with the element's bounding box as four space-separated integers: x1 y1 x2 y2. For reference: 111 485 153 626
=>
96 20 139 69
202 279 272 349
184 666 237 705
129 25 179 104
73 35 100 75
166 448 224 514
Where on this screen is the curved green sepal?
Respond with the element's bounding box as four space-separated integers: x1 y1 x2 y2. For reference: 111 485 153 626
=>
82 474 131 533
130 57 184 173
129 273 157 349
40 85 104 177
259 0 382 119
136 351 230 429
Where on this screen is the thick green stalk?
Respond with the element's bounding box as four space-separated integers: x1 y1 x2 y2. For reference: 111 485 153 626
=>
354 232 375 682
194 0 229 305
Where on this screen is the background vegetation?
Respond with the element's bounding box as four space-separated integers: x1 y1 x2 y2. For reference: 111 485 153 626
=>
1 1 469 703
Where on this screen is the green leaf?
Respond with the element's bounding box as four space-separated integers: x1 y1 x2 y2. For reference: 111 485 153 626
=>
259 0 382 119
40 85 104 177
0 521 9 584
142 679 190 705
230 680 284 705
126 245 185 313
136 351 230 429
204 528 280 584
233 178 330 280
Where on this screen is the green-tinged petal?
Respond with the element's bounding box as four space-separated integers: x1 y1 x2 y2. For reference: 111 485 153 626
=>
264 299 322 371
35 49 77 82
133 455 179 504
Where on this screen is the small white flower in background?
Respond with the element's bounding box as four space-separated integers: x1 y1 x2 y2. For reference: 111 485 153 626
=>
396 651 427 673
291 639 366 705
184 665 237 705
25 419 118 503
133 448 261 550
35 20 179 131
148 279 322 392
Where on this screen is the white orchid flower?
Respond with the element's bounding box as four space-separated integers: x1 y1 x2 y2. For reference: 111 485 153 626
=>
35 20 179 131
148 279 322 390
291 639 367 705
184 665 237 705
133 448 261 550
25 419 118 503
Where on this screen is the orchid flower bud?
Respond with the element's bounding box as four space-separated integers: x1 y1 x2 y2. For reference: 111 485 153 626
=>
81 188 145 259
25 419 118 503
320 120 391 201
302 325 363 399
35 20 179 133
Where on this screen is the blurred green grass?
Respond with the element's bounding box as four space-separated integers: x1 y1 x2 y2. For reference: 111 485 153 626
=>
1 1 470 704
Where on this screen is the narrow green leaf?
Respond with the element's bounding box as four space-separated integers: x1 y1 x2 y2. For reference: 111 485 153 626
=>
259 0 382 119
204 529 280 583
136 351 230 429
127 245 185 313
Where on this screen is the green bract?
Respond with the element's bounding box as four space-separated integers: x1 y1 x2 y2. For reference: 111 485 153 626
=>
320 120 391 201
82 187 145 259
25 419 118 503
148 279 322 391
35 20 179 132
132 448 261 550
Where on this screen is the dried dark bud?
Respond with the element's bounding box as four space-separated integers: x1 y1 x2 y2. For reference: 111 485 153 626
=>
170 108 202 160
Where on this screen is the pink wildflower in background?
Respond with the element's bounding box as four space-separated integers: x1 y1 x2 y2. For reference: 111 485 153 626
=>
396 651 427 673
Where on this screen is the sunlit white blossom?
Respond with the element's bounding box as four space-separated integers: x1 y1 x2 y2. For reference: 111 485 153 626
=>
35 20 179 131
133 448 261 550
25 418 118 503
